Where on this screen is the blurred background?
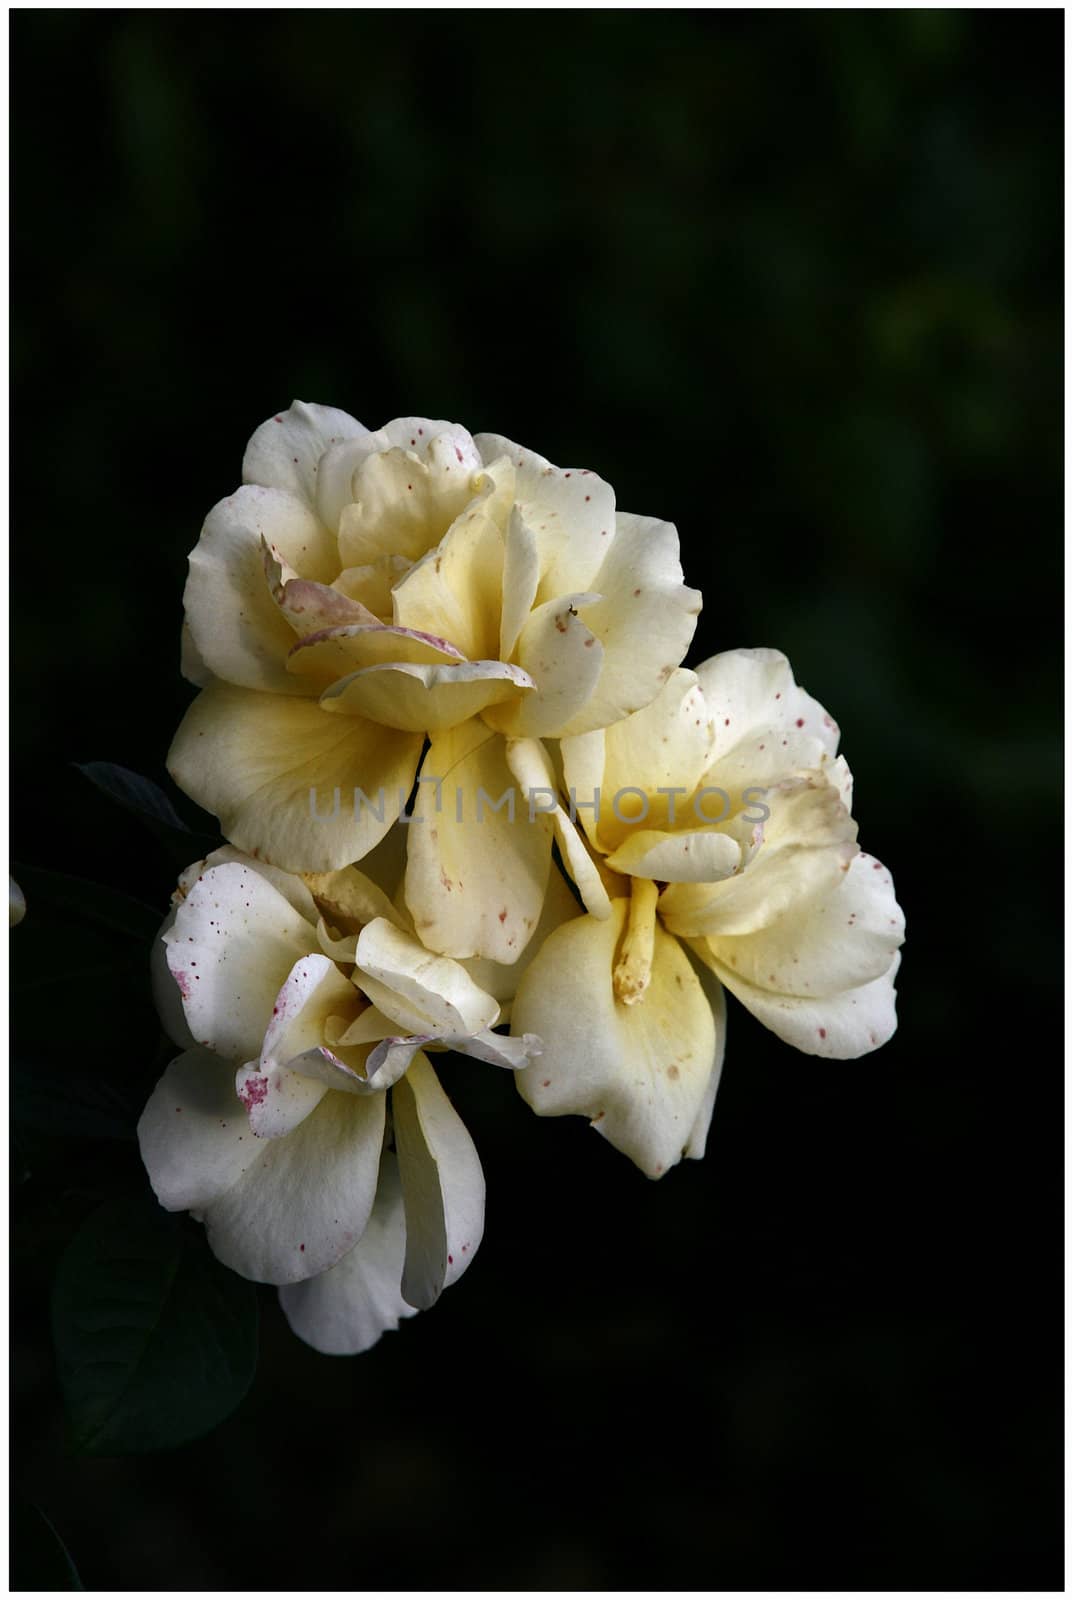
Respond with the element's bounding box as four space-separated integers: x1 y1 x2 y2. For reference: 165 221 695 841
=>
12 9 1062 1590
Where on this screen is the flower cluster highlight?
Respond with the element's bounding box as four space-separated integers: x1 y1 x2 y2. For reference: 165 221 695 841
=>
139 402 904 1354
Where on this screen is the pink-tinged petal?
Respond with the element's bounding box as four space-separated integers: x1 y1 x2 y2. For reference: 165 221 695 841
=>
167 683 423 873
201 1089 387 1285
152 905 197 1051
447 1028 542 1069
363 1023 541 1080
262 539 379 640
235 1059 327 1140
184 485 338 695
363 1034 430 1086
393 1054 485 1310
284 1045 379 1093
234 953 363 1138
242 400 367 514
163 861 319 1063
279 1152 416 1355
260 953 360 1067
287 622 464 686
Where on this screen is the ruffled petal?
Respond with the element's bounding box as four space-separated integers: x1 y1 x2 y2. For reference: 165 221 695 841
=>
498 510 541 661
473 434 615 595
403 719 552 963
324 422 483 557
354 917 500 1036
588 667 716 845
489 595 604 739
363 1024 541 1079
152 905 197 1051
511 899 720 1179
286 621 464 686
555 513 702 736
393 1054 485 1310
451 1028 542 1069
389 468 510 662
698 946 902 1059
504 738 611 917
185 486 337 694
201 1089 386 1285
557 729 609 852
320 659 534 733
137 1049 256 1213
262 540 377 641
242 400 367 515
694 647 840 764
235 953 361 1137
704 850 905 998
163 860 319 1063
168 683 423 873
605 827 741 883
194 845 320 923
278 1152 416 1355
302 863 408 934
682 959 727 1162
659 778 858 939
235 1058 327 1140
332 553 412 616
459 859 587 1013
180 621 213 688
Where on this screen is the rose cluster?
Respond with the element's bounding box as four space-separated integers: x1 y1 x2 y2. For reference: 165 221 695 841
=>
139 403 904 1354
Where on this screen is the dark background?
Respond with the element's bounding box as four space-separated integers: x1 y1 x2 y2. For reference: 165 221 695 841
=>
12 8 1062 1591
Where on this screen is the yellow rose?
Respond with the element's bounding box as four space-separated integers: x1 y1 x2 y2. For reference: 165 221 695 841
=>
169 403 701 961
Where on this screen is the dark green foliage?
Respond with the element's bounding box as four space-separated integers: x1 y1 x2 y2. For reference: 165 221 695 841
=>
52 1194 258 1455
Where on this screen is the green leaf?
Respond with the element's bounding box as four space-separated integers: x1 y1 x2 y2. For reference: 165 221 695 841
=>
11 1503 83 1590
75 761 189 831
14 1058 138 1141
74 761 220 863
11 863 161 945
52 1191 258 1454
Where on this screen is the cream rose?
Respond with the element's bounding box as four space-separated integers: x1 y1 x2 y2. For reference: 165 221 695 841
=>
169 403 701 963
509 650 905 1178
138 838 544 1354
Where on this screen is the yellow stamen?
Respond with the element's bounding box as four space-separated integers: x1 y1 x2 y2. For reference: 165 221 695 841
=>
613 878 659 1005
